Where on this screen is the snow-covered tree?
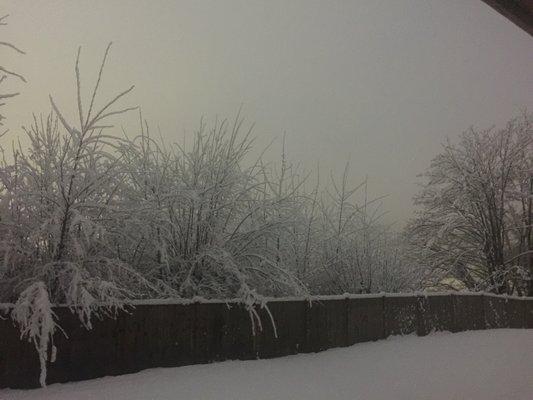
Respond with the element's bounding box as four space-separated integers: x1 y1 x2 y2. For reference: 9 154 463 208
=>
0 44 151 386
116 115 306 300
307 169 416 294
406 113 532 295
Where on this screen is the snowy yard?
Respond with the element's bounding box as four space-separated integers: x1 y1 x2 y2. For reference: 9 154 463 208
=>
2 329 532 400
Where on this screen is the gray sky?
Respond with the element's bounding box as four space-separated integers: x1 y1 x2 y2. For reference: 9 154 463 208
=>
2 0 532 225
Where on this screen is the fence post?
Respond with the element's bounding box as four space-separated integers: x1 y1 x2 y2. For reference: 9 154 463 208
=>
519 298 526 329
304 298 313 353
381 294 387 339
344 297 349 347
416 294 427 336
192 301 198 361
527 299 533 328
450 293 457 333
480 294 486 329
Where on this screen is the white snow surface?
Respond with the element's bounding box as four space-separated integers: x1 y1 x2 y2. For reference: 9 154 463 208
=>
2 329 532 400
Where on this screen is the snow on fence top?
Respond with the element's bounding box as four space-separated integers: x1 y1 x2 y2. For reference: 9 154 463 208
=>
1 290 531 310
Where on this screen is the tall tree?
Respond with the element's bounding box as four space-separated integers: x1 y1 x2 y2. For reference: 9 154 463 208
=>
407 113 532 295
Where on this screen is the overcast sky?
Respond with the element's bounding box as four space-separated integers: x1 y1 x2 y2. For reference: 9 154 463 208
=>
2 0 532 225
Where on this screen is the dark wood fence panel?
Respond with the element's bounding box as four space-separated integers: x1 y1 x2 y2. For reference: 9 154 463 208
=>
506 299 526 329
453 295 485 332
484 296 510 329
0 308 41 389
418 295 454 334
527 301 533 328
0 294 531 389
219 303 255 361
255 300 307 359
383 296 418 336
346 297 384 344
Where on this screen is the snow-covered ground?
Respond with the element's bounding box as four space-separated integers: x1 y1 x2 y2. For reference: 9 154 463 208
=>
3 329 532 400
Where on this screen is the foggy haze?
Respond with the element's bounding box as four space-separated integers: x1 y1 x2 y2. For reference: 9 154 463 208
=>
2 0 532 225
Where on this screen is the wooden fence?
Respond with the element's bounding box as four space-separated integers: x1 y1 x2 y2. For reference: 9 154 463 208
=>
1 293 532 389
